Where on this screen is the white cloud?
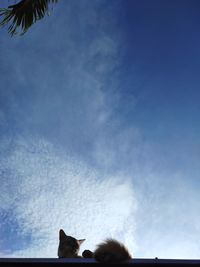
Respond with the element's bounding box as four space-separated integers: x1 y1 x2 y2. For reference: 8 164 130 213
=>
0 137 137 258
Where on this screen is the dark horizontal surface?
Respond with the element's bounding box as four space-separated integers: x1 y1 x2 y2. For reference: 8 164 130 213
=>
1 258 200 266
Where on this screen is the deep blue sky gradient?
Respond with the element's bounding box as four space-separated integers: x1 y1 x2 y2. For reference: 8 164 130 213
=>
118 0 200 176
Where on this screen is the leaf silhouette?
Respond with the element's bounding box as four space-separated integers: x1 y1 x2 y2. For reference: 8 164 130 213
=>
0 0 58 36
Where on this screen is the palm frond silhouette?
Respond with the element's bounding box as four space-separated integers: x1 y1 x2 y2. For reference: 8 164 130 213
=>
0 0 58 36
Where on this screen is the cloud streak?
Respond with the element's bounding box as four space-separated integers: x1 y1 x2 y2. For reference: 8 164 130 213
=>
0 1 139 258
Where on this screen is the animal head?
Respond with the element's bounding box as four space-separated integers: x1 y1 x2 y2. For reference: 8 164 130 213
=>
58 229 85 258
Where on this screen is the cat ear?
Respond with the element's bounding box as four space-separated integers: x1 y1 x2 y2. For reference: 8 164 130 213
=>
59 229 67 240
78 239 86 245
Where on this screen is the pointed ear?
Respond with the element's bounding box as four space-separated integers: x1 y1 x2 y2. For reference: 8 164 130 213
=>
59 229 67 240
78 239 86 245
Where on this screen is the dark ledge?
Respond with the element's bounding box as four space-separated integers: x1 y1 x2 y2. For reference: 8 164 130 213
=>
1 258 200 266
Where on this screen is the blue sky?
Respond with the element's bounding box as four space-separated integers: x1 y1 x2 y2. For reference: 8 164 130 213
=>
0 0 200 259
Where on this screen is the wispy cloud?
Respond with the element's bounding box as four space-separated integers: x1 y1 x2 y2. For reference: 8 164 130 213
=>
133 171 200 259
0 137 137 257
0 2 139 257
0 1 123 164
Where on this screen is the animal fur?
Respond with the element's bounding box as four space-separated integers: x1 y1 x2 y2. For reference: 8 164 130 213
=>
58 229 132 263
93 238 132 263
58 229 85 258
